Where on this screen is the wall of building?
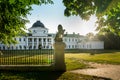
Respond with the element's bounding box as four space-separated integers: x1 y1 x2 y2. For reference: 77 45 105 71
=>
78 41 104 49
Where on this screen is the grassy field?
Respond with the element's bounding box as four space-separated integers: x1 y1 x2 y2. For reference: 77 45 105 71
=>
65 50 120 65
0 50 120 80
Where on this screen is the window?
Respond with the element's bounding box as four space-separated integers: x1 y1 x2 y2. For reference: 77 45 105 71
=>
72 45 74 48
72 38 74 42
46 46 49 49
34 38 37 42
34 46 36 49
33 30 36 33
16 46 18 50
79 45 81 48
24 46 26 49
83 45 84 48
75 45 77 48
11 46 13 50
69 45 71 49
48 38 51 42
19 45 22 49
39 38 41 42
89 44 92 49
43 46 46 49
3 46 5 50
19 38 21 42
76 39 77 42
28 38 32 42
44 30 46 33
24 38 25 41
69 38 70 42
29 46 32 49
43 38 46 42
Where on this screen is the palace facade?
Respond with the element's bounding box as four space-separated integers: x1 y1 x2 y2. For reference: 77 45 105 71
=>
0 20 104 50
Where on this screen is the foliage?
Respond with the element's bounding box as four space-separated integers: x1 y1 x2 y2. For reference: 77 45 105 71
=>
0 0 53 44
86 32 94 40
96 2 120 35
96 29 120 49
62 0 120 35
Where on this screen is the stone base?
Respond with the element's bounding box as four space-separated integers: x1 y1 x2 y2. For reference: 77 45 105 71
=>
53 42 66 71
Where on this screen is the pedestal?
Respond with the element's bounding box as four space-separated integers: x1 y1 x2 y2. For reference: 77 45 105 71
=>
53 42 66 71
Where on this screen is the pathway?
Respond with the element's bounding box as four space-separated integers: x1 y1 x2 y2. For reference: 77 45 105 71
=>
70 62 120 80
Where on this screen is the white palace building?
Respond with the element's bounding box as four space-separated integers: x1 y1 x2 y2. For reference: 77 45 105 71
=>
0 20 104 50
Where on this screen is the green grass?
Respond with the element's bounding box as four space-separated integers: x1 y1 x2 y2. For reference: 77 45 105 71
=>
65 58 87 70
65 51 120 64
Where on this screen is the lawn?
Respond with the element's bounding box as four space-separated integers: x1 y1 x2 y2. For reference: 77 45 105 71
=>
65 50 120 65
0 50 120 80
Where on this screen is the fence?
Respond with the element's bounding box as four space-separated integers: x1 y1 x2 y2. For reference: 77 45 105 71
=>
0 49 54 65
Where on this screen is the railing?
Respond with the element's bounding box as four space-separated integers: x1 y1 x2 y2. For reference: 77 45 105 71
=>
0 49 54 65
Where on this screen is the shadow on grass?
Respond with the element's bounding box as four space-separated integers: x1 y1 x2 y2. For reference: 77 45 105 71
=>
0 70 112 80
0 71 112 80
0 71 64 80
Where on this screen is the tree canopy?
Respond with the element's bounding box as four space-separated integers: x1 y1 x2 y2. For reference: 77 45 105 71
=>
0 0 53 44
63 0 120 36
1 0 120 45
96 28 120 49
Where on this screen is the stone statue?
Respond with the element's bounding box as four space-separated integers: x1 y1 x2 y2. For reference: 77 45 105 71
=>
54 24 65 42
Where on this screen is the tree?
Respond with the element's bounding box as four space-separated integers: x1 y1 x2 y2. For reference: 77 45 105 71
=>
0 0 53 44
96 28 120 49
86 32 94 40
62 0 120 36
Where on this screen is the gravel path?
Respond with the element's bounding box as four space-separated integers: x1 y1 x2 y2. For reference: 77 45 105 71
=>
70 62 120 80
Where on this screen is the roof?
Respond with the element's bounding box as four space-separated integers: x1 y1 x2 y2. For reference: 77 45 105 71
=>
64 34 84 38
31 20 45 28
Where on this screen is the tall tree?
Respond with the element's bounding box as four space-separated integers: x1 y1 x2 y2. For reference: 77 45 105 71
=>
63 0 120 36
0 0 53 44
96 28 120 49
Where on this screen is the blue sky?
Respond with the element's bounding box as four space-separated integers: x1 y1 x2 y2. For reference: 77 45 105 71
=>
26 0 97 35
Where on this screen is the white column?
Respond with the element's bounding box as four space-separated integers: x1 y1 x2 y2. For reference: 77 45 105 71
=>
41 38 43 49
46 38 48 49
26 37 28 49
32 37 34 49
36 37 39 49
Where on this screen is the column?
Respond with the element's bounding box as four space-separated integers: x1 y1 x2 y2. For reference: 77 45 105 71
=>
36 37 39 49
41 38 43 49
26 37 28 49
32 38 34 49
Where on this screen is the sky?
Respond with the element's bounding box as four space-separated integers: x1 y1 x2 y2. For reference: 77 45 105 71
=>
26 0 97 35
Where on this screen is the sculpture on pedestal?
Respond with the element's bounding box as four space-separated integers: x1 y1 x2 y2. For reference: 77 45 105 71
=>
53 24 66 71
54 24 65 42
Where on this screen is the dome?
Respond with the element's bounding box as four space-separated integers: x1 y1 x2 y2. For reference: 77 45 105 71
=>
32 20 45 28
